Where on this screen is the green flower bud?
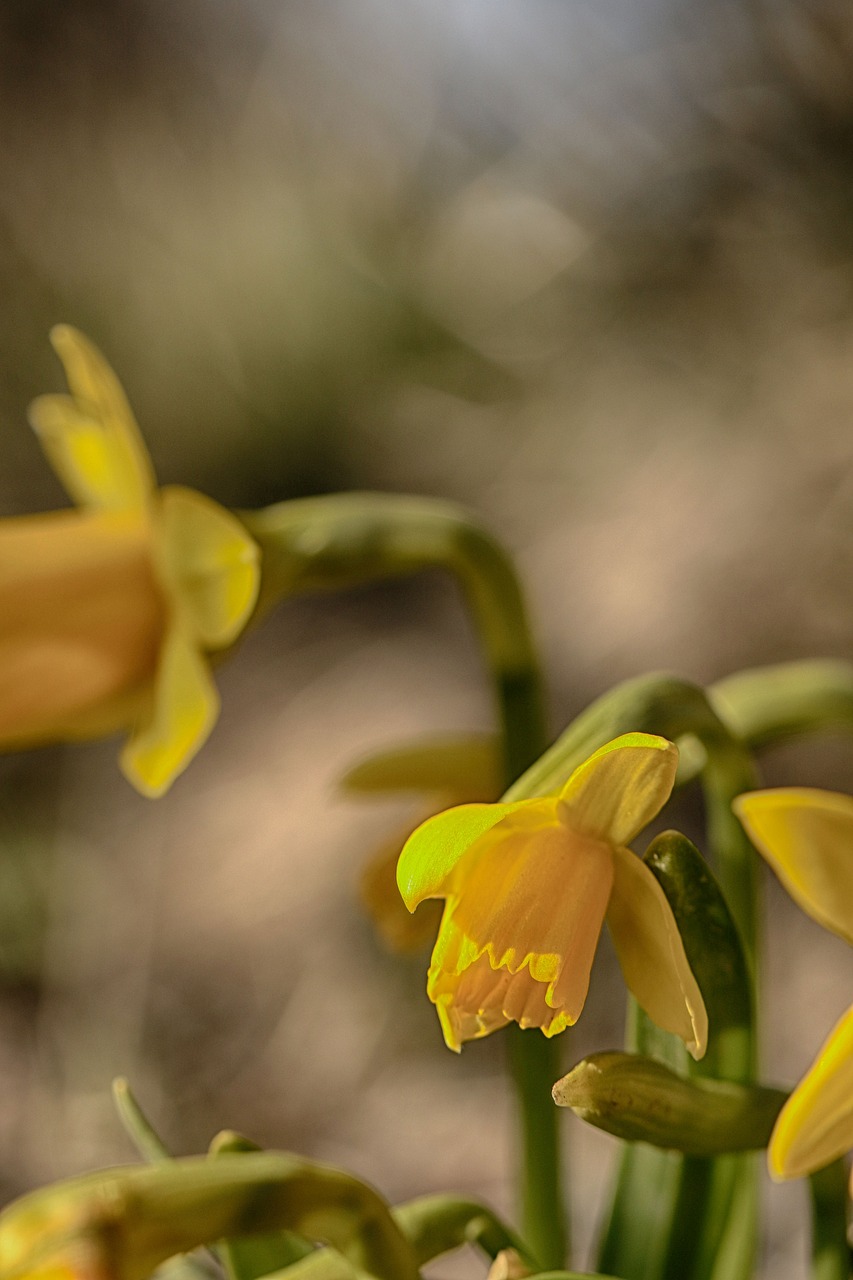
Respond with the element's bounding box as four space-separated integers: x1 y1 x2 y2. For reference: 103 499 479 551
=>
553 1052 785 1156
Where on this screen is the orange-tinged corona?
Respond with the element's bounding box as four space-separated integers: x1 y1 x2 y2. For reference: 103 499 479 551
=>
1 327 260 795
398 733 707 1056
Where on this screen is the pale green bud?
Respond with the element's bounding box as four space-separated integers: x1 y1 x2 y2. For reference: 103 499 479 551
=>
553 1052 786 1156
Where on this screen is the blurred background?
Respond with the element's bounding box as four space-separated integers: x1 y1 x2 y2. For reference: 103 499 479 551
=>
1 1 853 1276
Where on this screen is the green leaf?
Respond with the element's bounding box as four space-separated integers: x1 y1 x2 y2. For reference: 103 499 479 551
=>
597 831 758 1280
113 1077 172 1163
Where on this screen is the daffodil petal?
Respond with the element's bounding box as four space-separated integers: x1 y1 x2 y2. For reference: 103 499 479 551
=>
559 733 679 845
607 844 708 1059
769 1004 853 1179
157 486 260 649
28 326 155 511
396 801 539 911
733 789 853 944
120 624 219 797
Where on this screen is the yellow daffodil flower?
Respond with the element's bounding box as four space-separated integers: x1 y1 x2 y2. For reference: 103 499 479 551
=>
734 788 853 1181
343 734 502 953
397 732 708 1055
0 326 260 796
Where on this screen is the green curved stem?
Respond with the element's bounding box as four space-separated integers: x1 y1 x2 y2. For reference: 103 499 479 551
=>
710 659 853 749
245 495 562 1269
392 1194 535 1268
243 494 547 779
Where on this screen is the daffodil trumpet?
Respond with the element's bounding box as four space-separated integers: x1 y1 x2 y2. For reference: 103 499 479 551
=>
1 327 261 796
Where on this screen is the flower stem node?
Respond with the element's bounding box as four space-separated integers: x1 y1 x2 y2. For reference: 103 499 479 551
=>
398 733 707 1055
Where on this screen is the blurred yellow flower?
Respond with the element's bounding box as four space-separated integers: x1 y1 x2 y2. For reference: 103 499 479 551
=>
343 734 503 953
398 733 707 1055
0 326 260 796
734 788 853 1181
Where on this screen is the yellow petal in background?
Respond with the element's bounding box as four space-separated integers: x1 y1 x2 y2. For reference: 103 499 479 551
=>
733 788 853 944
28 326 155 512
121 624 219 797
769 1003 853 1179
341 734 502 797
606 844 708 1059
157 486 261 649
559 733 678 846
396 800 538 911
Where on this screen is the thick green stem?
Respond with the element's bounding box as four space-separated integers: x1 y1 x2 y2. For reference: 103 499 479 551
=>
490 616 563 1270
506 1028 567 1270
